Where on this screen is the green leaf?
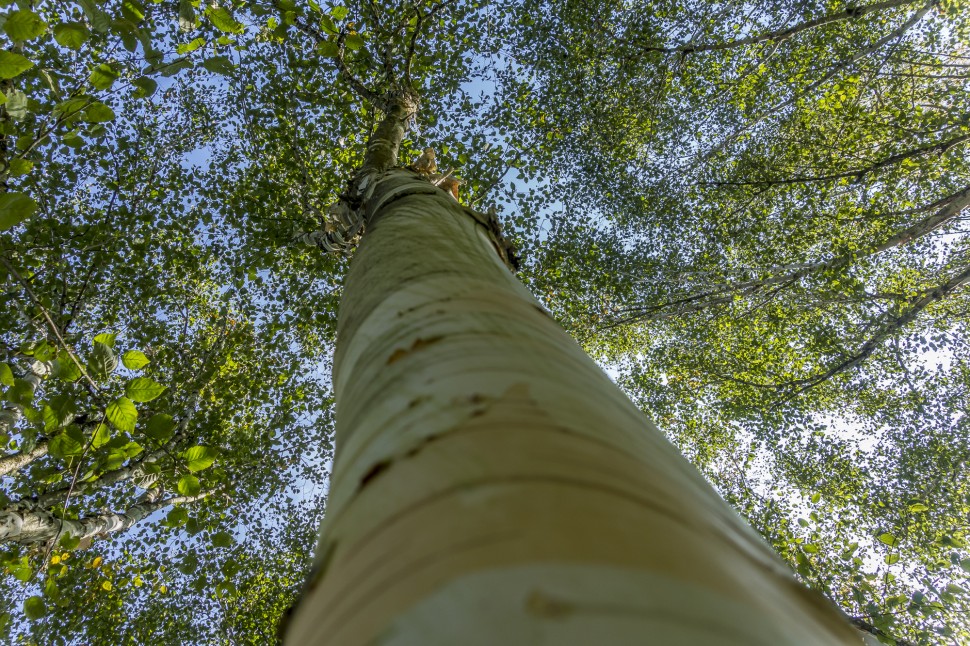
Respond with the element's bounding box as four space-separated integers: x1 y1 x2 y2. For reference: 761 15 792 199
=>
145 413 176 442
53 22 89 50
3 10 47 42
201 56 234 75
885 553 899 565
908 503 929 513
0 192 38 231
156 58 193 77
88 63 120 90
91 423 111 449
23 596 45 621
317 40 339 58
102 448 126 470
178 0 197 31
131 76 157 99
176 37 206 54
319 15 337 34
344 33 364 50
122 350 150 370
166 507 188 526
0 362 13 386
132 462 160 490
877 533 898 547
125 377 166 402
93 332 117 347
32 341 55 363
123 441 143 458
7 379 35 405
54 97 91 123
11 564 32 582
49 430 84 459
4 88 27 120
177 474 201 496
212 531 234 547
8 158 32 176
215 580 237 598
181 445 217 472
54 350 83 383
205 6 243 34
77 0 109 33
87 341 117 380
0 51 33 79
330 6 349 20
122 0 146 23
42 394 76 430
81 102 115 123
105 397 137 433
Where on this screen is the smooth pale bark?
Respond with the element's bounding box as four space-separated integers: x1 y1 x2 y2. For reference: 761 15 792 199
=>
0 492 203 546
0 439 49 478
0 360 54 477
284 170 859 644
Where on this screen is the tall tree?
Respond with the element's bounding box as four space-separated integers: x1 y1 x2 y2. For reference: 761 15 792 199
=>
1 0 968 643
280 97 858 644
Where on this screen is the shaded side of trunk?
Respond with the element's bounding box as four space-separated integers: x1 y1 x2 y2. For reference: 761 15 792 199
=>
284 170 858 645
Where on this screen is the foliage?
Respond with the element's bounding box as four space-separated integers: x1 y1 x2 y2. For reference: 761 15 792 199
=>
1 0 968 643
511 0 970 642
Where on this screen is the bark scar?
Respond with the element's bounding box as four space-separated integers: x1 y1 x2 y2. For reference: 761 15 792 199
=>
386 335 444 365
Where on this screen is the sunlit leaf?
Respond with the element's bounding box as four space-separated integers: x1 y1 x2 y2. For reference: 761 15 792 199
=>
106 397 137 433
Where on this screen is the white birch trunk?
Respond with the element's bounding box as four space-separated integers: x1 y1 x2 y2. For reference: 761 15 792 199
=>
0 360 54 477
0 439 49 478
0 492 203 546
284 170 860 644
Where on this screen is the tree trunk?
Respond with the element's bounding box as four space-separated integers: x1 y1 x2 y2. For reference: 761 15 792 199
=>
0 492 203 547
0 439 49 478
283 169 859 644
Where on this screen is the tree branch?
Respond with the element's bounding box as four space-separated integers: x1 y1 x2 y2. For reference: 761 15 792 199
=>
644 0 922 54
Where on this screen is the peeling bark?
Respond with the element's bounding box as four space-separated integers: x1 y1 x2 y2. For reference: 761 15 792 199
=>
0 360 53 478
283 170 859 644
0 360 52 438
